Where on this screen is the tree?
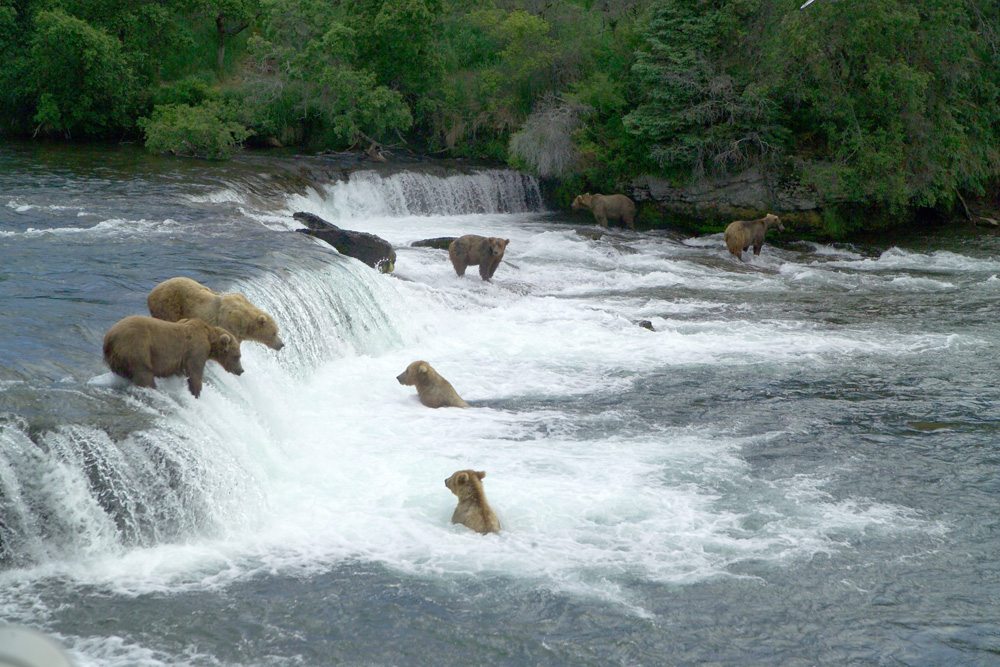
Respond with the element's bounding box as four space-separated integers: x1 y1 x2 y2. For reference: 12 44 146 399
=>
624 0 784 179
28 9 140 138
772 0 1000 210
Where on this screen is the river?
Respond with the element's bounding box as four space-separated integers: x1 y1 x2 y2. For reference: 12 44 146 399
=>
1 142 998 665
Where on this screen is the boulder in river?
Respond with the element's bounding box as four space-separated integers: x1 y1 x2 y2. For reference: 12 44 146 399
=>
294 212 396 273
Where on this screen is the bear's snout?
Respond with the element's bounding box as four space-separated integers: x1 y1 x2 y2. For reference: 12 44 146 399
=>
396 372 406 384
270 338 285 351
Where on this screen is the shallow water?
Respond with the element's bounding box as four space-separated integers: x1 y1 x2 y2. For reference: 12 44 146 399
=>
1 143 999 665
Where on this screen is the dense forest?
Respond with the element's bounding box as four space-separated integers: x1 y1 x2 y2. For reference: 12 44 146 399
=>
1 0 998 236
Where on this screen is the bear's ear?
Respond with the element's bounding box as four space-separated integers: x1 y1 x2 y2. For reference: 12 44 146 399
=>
475 471 486 480
503 239 510 247
220 333 231 345
457 472 469 485
418 363 428 374
257 314 267 326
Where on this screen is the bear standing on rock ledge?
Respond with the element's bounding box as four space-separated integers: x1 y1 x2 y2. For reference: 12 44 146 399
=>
103 315 244 398
448 234 510 281
147 277 284 350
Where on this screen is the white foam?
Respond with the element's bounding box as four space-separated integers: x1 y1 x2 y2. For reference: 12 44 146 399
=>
0 175 952 622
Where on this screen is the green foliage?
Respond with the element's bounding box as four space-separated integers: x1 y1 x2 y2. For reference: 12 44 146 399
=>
368 0 442 99
0 0 33 134
624 0 784 178
771 0 1000 212
28 9 140 138
139 101 252 159
242 0 413 147
0 0 997 226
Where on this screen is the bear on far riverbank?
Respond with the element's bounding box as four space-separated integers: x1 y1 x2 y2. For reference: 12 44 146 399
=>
103 315 243 398
571 193 636 230
448 235 510 281
147 277 284 350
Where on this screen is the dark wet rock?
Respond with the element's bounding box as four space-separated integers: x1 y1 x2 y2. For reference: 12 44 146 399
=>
411 237 457 250
294 212 396 273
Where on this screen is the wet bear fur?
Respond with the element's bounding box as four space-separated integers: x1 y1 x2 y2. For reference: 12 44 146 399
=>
445 470 501 534
724 213 785 261
448 235 510 281
147 277 284 350
103 315 244 398
396 360 469 409
571 193 637 230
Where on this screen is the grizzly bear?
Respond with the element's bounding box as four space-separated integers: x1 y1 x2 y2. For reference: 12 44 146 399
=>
724 213 785 261
396 361 469 409
571 193 637 230
445 470 500 534
448 235 510 281
147 277 284 350
103 315 244 398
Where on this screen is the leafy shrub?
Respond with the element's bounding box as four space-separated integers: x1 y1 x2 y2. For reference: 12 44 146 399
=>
140 101 252 160
28 9 140 138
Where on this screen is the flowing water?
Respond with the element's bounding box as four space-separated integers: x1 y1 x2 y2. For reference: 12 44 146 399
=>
1 142 998 666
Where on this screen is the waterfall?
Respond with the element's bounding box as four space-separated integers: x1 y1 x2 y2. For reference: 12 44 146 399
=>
282 167 544 222
0 251 411 569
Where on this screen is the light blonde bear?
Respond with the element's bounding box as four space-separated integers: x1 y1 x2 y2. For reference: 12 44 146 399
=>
396 361 469 408
445 470 500 534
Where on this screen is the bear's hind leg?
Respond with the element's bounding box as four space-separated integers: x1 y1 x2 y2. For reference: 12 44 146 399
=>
129 367 157 389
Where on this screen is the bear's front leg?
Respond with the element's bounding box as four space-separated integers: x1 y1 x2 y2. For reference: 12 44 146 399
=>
186 365 204 398
479 261 495 281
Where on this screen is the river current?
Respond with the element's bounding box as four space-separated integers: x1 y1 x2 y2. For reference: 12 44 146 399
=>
0 143 998 665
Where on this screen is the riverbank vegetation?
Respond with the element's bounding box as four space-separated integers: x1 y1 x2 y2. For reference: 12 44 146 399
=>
1 0 998 236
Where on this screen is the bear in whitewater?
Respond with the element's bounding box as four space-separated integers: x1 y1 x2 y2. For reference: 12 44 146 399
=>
448 235 510 281
147 276 284 350
445 469 501 534
103 315 243 398
396 361 469 408
724 213 784 261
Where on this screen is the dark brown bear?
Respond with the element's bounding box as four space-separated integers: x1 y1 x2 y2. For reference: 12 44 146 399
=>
448 235 510 281
445 470 501 534
103 315 244 398
724 213 784 261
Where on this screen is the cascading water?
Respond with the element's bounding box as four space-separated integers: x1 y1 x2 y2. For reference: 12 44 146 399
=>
1 146 998 665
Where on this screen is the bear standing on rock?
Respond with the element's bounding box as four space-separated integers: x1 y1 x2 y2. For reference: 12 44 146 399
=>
571 193 637 230
445 470 501 534
103 315 244 398
147 277 284 350
448 235 510 281
724 213 785 261
396 361 469 408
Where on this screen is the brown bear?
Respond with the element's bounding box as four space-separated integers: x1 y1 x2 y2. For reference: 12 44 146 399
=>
445 470 500 534
147 277 284 350
448 235 510 281
724 213 785 261
571 193 637 230
103 315 244 398
396 361 469 408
